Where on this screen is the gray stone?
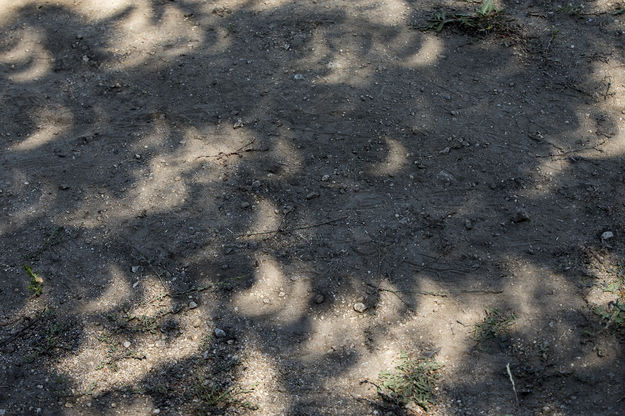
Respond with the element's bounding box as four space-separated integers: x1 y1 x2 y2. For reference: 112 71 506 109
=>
214 328 226 338
188 301 198 309
601 231 614 240
437 170 454 183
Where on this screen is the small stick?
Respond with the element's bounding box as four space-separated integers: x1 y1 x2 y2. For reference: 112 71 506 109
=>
506 363 519 407
196 138 257 159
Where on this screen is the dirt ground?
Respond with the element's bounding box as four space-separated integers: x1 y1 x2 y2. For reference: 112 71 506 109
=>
1 0 624 415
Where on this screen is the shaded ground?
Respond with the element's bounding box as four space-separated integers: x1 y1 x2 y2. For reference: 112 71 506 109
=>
1 0 625 415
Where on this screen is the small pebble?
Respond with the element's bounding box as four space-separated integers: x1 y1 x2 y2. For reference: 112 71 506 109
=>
321 174 330 182
153 409 161 415
240 201 251 209
294 73 304 80
233 119 244 129
437 170 454 183
214 328 226 338
353 302 367 313
123 341 131 348
306 192 320 200
188 301 198 309
601 231 614 240
314 294 325 304
131 266 140 273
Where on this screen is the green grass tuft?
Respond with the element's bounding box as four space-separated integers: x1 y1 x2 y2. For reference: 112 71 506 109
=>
24 264 43 296
377 353 443 411
473 308 517 343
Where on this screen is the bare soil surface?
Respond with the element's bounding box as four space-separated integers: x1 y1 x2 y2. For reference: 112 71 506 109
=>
1 1 625 415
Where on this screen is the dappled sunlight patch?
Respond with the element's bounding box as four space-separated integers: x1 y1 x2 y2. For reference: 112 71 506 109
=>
1 182 57 233
131 163 189 214
0 0 27 26
301 317 364 359
10 105 73 151
233 254 291 317
347 344 401 380
0 28 52 83
183 124 258 164
526 158 572 197
266 136 303 179
232 254 312 324
66 275 208 398
369 137 407 176
236 342 289 414
55 0 132 21
81 265 132 314
106 0 205 70
340 0 410 25
502 261 583 322
399 34 444 68
55 333 203 402
243 198 281 240
319 52 374 87
132 117 171 151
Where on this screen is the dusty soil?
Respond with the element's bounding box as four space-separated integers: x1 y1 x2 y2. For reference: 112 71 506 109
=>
1 0 625 415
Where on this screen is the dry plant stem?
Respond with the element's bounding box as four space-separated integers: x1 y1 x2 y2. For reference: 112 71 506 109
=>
506 363 519 407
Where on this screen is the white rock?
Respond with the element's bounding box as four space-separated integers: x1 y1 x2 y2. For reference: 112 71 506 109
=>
353 302 367 313
437 170 454 183
123 341 131 348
